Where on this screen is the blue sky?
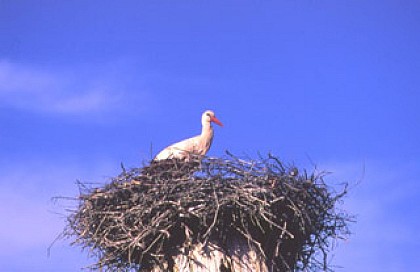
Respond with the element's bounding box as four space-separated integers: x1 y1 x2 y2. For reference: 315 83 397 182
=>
0 1 419 271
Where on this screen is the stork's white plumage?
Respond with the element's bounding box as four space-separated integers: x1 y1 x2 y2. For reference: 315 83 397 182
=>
154 110 223 161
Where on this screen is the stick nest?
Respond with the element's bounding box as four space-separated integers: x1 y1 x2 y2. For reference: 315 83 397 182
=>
63 154 351 271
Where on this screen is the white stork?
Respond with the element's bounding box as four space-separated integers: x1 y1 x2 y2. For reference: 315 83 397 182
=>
154 110 223 161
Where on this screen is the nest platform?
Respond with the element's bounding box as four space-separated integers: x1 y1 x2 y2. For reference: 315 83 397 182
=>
63 154 351 271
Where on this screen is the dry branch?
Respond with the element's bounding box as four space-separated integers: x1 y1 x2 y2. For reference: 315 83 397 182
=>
61 153 351 271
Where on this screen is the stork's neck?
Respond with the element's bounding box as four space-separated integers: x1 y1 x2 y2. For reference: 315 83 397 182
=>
201 121 214 139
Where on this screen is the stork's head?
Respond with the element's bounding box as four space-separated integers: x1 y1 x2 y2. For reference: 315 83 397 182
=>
202 110 223 127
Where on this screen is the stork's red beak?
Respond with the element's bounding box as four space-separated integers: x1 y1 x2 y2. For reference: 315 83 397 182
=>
210 116 223 127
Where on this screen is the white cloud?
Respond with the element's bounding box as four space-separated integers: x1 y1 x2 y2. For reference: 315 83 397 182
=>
48 87 122 114
0 60 152 117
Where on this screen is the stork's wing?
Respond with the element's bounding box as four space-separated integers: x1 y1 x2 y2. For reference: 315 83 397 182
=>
154 136 200 161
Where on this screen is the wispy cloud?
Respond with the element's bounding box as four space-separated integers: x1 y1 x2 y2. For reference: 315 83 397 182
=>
321 159 420 271
0 158 120 270
0 188 61 254
0 60 152 117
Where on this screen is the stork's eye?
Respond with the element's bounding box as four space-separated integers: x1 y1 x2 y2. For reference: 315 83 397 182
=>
206 113 211 117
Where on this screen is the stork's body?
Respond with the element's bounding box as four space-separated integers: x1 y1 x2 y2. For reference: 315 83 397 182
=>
154 110 223 161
